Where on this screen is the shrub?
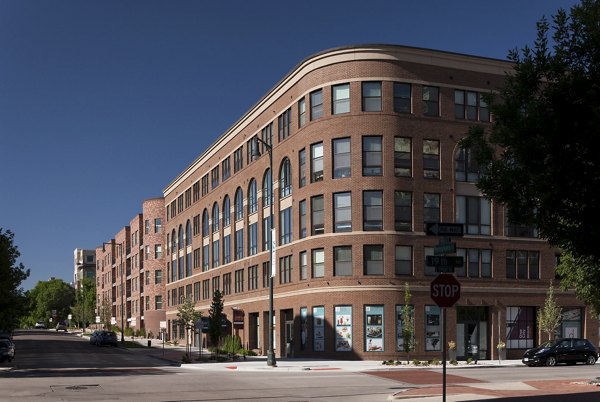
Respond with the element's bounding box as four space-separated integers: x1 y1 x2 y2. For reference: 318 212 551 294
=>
124 327 134 336
223 335 243 356
135 328 146 338
429 359 440 365
466 357 474 365
412 358 421 366
450 359 458 365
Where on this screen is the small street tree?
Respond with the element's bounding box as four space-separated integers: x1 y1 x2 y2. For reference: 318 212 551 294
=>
177 297 202 360
208 290 224 352
99 296 112 330
538 281 563 342
71 278 96 329
401 282 415 363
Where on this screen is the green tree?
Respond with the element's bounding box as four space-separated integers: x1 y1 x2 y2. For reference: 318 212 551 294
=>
537 281 563 342
176 297 202 359
70 278 96 329
0 229 30 330
460 0 600 266
26 278 75 327
208 290 224 350
99 296 113 329
401 282 415 363
556 252 600 314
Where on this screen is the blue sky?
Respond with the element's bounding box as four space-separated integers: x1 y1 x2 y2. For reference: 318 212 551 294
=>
0 0 580 291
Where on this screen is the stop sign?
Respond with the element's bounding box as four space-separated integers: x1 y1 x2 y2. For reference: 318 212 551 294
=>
430 274 461 308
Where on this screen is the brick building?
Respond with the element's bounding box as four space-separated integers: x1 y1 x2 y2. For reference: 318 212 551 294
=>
162 44 596 360
95 198 165 338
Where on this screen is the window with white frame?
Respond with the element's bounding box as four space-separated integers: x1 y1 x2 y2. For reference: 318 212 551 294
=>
334 192 352 232
395 245 412 276
456 195 491 235
362 136 383 176
312 248 325 278
362 81 382 112
332 137 351 178
332 83 350 114
394 82 411 113
334 246 352 276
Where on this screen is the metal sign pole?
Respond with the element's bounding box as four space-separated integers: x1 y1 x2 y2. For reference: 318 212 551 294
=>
442 307 447 402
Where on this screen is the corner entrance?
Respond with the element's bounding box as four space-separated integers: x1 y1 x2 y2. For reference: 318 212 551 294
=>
456 306 488 360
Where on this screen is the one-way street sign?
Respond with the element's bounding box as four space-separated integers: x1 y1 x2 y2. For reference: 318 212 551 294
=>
426 223 464 237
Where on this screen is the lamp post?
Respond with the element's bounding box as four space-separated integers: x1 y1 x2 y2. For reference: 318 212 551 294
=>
253 137 276 367
104 241 125 344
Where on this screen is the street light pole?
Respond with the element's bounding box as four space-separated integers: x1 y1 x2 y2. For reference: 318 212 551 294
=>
254 137 276 367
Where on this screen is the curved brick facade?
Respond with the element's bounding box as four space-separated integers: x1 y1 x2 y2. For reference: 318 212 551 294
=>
163 45 595 360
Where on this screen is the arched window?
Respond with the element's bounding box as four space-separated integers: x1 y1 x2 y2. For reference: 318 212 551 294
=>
212 202 220 233
279 158 292 198
262 168 272 207
171 229 176 253
223 195 231 227
248 179 257 214
202 209 209 237
178 225 184 250
235 187 244 221
185 220 192 246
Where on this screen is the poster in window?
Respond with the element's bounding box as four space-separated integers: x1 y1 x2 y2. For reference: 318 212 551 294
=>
335 306 352 352
300 307 307 351
313 306 325 352
365 305 384 352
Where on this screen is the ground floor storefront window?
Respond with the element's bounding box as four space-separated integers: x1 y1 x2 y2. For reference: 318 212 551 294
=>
506 306 534 349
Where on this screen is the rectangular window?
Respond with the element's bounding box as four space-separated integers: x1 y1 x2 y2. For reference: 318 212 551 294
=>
394 191 412 231
177 194 184 213
145 219 150 234
299 251 307 280
364 245 384 275
248 222 258 256
456 147 484 183
235 229 244 260
222 156 231 182
193 281 200 302
279 255 293 284
362 81 382 112
365 305 384 352
247 135 259 164
193 248 201 268
480 94 490 122
422 86 439 117
425 305 441 351
506 306 535 349
154 244 162 259
278 108 292 141
334 192 352 232
310 89 323 120
394 137 412 177
192 181 200 202
223 273 231 295
202 279 210 300
456 195 491 235
362 136 382 176
332 137 351 178
395 245 412 275
262 262 269 288
298 98 306 127
423 193 440 228
262 216 271 251
505 209 539 237
212 276 220 295
363 190 383 231
193 214 201 237
299 200 307 239
279 207 292 245
394 82 411 113
234 146 243 173
212 239 220 268
261 123 273 154
248 265 258 290
454 89 465 119
456 248 492 278
211 166 220 189
200 175 208 197
202 245 209 271
334 246 352 276
423 139 440 179
313 306 325 352
235 269 244 293
170 200 176 218
298 148 306 188
506 250 539 279
310 142 324 182
311 195 324 235
185 189 191 208
154 269 162 284
154 218 162 233
223 234 231 264
332 83 350 114
155 295 163 310
312 248 325 278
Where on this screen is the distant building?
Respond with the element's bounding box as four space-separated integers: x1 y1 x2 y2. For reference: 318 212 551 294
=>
95 198 165 337
73 248 96 290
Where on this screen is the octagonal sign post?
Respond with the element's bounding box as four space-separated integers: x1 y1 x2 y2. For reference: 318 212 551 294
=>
430 273 461 308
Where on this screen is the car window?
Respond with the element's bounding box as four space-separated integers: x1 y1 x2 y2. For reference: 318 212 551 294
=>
559 340 571 348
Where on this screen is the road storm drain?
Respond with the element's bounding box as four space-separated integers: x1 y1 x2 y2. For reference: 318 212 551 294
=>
52 384 100 392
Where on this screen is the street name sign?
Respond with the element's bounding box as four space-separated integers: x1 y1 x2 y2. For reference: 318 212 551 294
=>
426 255 464 267
426 223 464 237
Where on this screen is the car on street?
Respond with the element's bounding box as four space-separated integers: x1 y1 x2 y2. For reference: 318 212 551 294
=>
0 339 15 363
34 321 46 329
55 321 68 332
91 330 118 347
522 338 598 366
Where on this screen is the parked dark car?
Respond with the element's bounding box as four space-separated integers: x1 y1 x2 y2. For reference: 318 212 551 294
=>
93 330 118 347
522 338 598 366
0 339 15 363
